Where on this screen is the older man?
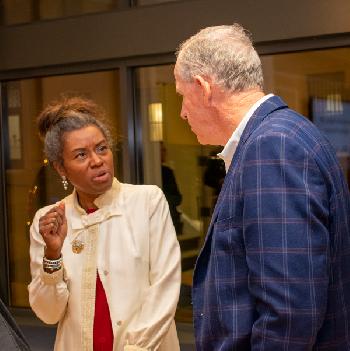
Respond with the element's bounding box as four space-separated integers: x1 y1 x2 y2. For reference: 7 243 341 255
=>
175 24 350 350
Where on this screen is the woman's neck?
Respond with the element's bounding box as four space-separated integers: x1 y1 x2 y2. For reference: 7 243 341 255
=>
77 192 98 211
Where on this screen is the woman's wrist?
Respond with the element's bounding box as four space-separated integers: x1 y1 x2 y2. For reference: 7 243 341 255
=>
43 255 63 273
44 247 61 260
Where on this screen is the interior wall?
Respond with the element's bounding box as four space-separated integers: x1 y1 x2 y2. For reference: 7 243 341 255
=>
6 79 41 306
1 0 350 73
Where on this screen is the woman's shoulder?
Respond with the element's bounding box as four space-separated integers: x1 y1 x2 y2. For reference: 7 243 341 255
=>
118 183 166 214
120 182 163 197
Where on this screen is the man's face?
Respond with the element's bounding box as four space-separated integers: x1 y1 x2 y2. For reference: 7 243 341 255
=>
174 66 220 145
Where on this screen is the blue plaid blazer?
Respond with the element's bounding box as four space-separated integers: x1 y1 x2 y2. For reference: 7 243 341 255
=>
193 95 350 350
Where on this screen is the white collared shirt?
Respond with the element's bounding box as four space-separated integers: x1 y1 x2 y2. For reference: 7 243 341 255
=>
218 94 274 172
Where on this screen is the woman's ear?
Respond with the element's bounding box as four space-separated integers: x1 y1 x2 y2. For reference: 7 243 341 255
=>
194 75 212 105
53 161 66 178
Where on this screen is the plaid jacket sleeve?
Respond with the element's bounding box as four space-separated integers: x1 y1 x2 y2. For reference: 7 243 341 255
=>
240 131 330 349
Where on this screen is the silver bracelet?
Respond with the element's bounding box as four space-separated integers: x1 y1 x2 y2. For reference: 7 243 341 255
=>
43 256 62 264
43 255 63 271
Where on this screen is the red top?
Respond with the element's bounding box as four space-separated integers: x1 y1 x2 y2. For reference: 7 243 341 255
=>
87 208 114 351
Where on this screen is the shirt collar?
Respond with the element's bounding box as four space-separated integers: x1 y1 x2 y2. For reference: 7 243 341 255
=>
65 178 123 230
218 93 274 172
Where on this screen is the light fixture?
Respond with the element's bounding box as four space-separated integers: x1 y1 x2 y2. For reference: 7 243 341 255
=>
148 103 163 141
326 94 343 113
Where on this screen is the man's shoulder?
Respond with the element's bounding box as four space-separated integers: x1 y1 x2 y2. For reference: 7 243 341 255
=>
252 106 328 153
241 104 341 181
262 106 311 133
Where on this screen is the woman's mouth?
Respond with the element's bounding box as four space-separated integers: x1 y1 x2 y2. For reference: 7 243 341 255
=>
92 171 110 183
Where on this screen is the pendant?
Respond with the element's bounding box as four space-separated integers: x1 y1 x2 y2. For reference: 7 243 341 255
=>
72 239 84 254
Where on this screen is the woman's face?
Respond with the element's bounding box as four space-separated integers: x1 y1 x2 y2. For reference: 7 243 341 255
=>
55 125 114 199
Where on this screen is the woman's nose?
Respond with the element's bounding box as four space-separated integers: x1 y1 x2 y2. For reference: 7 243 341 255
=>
90 152 103 167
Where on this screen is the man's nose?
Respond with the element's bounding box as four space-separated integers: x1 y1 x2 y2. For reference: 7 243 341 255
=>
180 106 187 120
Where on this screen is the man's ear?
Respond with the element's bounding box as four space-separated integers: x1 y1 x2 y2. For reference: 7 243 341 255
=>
194 75 212 105
53 161 66 179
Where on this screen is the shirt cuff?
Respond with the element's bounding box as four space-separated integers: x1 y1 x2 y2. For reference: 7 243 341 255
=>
124 345 149 351
40 266 64 285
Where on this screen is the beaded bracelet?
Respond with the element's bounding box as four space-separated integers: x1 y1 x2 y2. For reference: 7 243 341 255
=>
43 255 63 272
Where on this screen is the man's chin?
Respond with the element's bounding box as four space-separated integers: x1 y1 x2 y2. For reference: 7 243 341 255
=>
197 134 217 146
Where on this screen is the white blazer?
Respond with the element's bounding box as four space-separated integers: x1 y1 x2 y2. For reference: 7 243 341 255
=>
28 179 181 351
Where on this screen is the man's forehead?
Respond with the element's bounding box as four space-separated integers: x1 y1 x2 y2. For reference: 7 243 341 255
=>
175 80 180 93
174 73 182 94
174 66 179 81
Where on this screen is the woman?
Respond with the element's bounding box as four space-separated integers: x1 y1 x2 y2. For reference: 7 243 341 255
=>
28 97 181 351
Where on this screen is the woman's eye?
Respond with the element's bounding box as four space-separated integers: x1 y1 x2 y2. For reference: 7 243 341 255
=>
75 152 86 159
96 145 108 153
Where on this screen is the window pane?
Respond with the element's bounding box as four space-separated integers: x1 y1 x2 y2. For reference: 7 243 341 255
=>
134 0 179 6
1 0 120 25
134 49 350 325
134 64 224 324
3 70 122 307
261 47 350 186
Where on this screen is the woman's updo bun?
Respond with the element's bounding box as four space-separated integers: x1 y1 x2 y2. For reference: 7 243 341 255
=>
36 96 113 164
37 96 102 140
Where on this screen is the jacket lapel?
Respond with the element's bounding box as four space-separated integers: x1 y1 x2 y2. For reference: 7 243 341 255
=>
199 96 289 254
238 95 288 147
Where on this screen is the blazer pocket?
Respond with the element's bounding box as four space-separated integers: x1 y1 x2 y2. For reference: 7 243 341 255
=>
213 217 244 254
213 216 241 232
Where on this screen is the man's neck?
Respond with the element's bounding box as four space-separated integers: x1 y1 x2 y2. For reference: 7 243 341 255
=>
216 88 265 144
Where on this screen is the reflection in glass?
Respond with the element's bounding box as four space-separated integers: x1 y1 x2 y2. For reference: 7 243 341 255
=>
261 48 350 186
148 103 163 141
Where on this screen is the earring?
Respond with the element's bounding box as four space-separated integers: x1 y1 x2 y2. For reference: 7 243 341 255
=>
62 176 68 191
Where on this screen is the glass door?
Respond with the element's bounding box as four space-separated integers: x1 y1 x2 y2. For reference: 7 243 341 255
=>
134 64 225 322
2 70 122 307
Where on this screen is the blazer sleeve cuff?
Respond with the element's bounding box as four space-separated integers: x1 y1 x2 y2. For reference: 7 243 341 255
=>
124 345 149 351
40 266 64 285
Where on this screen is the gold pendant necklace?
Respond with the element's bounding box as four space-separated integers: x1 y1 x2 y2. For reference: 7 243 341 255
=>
72 239 84 254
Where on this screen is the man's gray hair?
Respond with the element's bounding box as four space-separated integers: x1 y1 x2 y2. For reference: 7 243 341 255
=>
175 24 263 92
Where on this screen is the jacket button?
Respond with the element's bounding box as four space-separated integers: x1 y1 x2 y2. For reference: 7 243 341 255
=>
103 270 109 276
117 320 122 326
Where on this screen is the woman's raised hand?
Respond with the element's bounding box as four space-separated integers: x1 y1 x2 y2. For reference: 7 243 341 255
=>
39 202 67 259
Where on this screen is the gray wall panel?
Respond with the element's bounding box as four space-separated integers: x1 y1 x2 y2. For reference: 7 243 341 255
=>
0 0 350 72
